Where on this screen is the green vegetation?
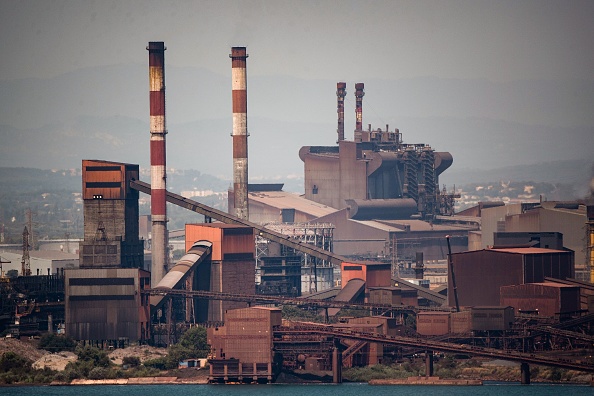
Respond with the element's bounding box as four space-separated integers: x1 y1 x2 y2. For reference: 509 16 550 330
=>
342 357 592 384
282 305 324 323
0 351 56 385
38 333 76 352
156 326 211 370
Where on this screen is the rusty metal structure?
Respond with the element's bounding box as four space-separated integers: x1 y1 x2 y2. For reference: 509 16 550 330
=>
79 160 144 269
336 82 347 142
449 248 575 307
147 41 168 286
301 83 455 219
230 47 249 221
208 307 281 383
65 268 151 343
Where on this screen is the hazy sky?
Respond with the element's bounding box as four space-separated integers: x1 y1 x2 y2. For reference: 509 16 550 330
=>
2 0 593 82
1 0 594 184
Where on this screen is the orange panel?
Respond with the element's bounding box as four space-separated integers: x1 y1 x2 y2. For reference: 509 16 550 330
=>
341 262 367 287
185 224 223 260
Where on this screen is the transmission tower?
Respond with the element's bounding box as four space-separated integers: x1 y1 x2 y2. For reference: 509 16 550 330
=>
21 226 31 276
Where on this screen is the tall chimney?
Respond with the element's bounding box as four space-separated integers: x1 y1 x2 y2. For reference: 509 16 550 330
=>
354 82 365 142
230 47 249 220
147 41 168 287
336 82 347 143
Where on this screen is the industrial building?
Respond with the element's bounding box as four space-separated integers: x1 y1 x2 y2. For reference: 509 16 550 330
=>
65 268 151 344
448 247 575 307
500 282 581 317
185 223 255 322
79 160 144 270
0 249 78 276
3 40 592 385
208 306 281 383
480 201 589 274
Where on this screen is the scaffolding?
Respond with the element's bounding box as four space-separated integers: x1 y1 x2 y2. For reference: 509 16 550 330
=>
256 223 335 293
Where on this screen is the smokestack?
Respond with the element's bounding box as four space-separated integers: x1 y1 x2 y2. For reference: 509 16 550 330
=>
354 83 365 142
336 82 347 143
147 41 168 287
230 47 249 220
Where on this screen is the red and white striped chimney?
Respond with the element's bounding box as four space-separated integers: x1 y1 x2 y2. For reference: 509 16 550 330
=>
336 82 347 143
147 41 168 286
230 47 249 220
354 82 365 142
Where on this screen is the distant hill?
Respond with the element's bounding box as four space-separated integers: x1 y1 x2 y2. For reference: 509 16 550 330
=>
1 64 593 180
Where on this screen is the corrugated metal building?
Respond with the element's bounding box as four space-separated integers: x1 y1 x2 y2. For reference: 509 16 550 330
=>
208 306 281 383
79 160 144 270
448 248 574 307
450 310 472 334
368 286 418 307
243 187 338 224
416 311 450 336
481 202 588 271
65 268 150 342
470 306 515 332
315 208 473 260
500 282 580 317
185 223 256 322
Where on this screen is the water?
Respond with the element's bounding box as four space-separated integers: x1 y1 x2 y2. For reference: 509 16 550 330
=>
1 382 592 396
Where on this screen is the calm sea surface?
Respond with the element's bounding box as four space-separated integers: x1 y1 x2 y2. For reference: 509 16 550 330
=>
1 382 592 396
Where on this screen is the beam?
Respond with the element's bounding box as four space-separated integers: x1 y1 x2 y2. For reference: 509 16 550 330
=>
130 179 345 265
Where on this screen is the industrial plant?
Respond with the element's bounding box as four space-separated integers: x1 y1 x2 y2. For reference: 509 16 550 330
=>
0 41 593 385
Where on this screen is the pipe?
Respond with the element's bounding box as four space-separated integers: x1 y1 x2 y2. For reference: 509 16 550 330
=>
446 235 460 312
354 83 364 142
230 47 249 220
336 82 347 142
147 41 168 287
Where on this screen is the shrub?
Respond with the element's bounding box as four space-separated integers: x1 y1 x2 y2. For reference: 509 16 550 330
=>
75 345 110 367
143 357 168 370
38 333 76 352
123 356 141 367
0 352 32 374
88 367 109 380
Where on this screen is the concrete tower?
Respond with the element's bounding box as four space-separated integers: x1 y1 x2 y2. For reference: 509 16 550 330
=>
230 47 249 220
147 41 168 286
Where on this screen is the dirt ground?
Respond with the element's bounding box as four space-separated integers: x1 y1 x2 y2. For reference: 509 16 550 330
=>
107 345 169 365
0 338 47 362
32 351 77 371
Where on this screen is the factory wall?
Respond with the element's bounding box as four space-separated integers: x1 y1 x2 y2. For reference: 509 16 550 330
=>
316 209 469 260
65 268 150 342
470 306 515 331
208 307 280 363
481 203 526 248
449 249 574 307
416 311 450 336
500 283 580 317
506 206 587 267
185 224 255 322
80 160 144 270
301 141 367 210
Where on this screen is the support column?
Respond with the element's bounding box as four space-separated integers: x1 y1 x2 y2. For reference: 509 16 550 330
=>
332 344 342 383
425 351 434 377
521 362 530 384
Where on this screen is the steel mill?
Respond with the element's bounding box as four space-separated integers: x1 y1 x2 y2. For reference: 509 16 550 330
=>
1 41 593 386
